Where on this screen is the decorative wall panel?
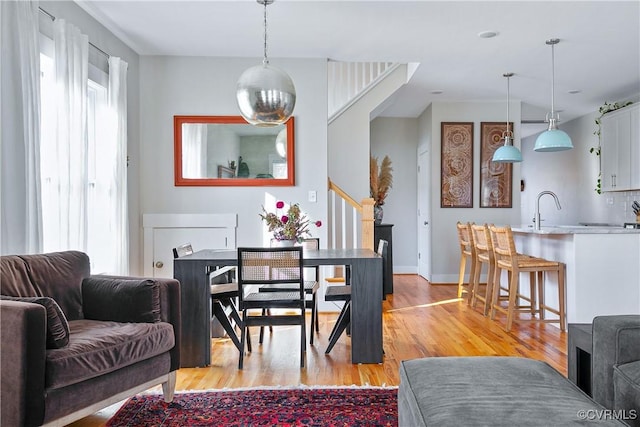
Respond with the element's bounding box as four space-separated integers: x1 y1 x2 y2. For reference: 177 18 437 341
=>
480 122 513 208
441 122 474 208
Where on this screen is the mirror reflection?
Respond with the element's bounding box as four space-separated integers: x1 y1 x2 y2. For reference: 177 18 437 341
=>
174 116 295 187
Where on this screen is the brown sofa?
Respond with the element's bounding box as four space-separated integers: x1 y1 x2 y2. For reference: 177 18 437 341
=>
0 251 181 427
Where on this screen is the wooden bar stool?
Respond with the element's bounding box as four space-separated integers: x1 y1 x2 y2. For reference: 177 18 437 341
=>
489 225 566 332
456 222 476 301
469 223 495 315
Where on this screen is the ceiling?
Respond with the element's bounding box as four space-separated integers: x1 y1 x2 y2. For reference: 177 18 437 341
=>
76 0 639 130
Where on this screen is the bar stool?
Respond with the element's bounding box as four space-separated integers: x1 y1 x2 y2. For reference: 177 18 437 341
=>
456 222 476 301
469 223 495 315
489 225 566 332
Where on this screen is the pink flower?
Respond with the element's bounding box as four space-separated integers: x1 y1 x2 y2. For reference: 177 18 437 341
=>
281 215 289 223
276 201 285 209
315 220 322 227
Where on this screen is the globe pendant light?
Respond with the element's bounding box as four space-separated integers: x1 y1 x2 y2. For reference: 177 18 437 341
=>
534 38 573 152
493 72 522 163
236 0 296 127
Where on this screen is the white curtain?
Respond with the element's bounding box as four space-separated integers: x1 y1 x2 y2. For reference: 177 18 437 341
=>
107 56 129 274
0 0 43 255
182 124 208 178
41 18 88 252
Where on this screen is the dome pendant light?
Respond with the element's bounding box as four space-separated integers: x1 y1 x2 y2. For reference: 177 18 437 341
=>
534 38 573 152
493 72 522 163
236 0 296 127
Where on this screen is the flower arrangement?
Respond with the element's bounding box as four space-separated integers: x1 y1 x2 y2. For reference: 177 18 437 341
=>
259 201 322 242
370 155 393 207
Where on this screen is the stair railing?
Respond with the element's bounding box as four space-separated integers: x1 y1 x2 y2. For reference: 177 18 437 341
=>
328 61 399 121
327 178 375 251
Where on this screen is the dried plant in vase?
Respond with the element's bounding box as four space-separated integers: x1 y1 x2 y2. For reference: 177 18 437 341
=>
370 155 393 223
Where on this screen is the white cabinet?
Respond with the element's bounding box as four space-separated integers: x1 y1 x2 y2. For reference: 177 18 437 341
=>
601 103 640 191
142 214 236 278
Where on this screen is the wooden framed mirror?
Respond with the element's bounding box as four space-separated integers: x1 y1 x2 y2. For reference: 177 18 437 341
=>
174 116 295 186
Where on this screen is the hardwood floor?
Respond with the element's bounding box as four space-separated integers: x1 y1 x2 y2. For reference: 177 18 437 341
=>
69 274 567 426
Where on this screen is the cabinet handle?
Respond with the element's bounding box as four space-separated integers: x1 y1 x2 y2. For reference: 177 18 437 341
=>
155 261 164 269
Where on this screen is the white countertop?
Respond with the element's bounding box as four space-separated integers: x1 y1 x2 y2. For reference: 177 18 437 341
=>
511 225 640 235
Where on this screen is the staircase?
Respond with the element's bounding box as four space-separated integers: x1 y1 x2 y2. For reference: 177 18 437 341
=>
326 60 413 253
328 61 398 121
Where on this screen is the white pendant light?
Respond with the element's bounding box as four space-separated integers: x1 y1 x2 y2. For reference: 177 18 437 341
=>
534 38 573 152
493 72 522 163
236 0 296 127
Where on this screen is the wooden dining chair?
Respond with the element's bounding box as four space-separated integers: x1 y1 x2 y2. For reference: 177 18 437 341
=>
324 239 388 354
236 246 307 369
258 238 320 345
489 225 567 332
469 223 495 315
456 222 476 301
172 243 245 351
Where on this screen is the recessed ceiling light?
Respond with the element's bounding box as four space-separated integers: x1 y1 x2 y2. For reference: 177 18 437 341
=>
431 90 443 95
568 89 581 94
478 30 498 39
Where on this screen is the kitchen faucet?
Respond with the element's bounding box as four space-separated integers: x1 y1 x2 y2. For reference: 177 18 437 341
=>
534 191 562 230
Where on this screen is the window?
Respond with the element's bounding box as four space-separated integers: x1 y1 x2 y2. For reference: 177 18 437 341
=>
39 41 121 273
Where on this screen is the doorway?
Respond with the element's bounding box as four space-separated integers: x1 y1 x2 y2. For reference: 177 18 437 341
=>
417 149 432 280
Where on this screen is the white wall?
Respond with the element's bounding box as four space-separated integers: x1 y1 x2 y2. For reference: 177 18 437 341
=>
139 56 328 250
428 101 523 283
371 117 418 273
328 64 409 201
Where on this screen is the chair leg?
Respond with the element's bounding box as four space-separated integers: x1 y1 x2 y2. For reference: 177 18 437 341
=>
484 261 495 316
537 271 544 319
470 258 482 308
505 271 519 332
213 301 242 351
226 298 251 350
327 302 348 344
490 265 501 320
238 312 247 370
558 264 566 331
457 255 467 298
325 302 351 354
300 309 306 368
309 297 316 346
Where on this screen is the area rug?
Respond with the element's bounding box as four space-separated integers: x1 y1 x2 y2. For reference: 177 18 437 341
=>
106 386 398 426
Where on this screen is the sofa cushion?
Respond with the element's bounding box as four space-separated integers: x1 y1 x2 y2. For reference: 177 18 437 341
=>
613 360 640 427
0 251 89 320
82 277 161 323
45 319 175 390
399 357 627 426
0 295 69 348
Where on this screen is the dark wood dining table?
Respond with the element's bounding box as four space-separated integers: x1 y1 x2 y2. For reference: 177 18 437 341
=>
174 248 383 367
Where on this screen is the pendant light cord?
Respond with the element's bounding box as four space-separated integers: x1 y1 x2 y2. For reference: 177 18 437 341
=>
506 75 510 129
550 42 555 114
263 1 269 66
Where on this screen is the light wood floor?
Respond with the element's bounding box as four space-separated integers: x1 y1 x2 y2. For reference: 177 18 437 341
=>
70 274 567 426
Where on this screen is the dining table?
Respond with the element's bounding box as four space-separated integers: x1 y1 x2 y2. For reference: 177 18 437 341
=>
173 247 383 367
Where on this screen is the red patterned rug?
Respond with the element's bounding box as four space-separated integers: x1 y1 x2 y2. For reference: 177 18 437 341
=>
106 386 398 426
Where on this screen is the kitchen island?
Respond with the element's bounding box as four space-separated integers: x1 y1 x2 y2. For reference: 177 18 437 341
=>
510 225 640 324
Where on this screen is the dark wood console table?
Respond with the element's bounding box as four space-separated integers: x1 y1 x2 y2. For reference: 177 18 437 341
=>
374 223 393 295
174 248 383 367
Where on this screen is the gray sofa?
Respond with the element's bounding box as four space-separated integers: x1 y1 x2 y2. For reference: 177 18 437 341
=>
0 251 181 427
399 315 640 426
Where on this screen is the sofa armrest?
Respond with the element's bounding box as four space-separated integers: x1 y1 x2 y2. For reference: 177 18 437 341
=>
592 314 640 409
0 300 47 427
83 275 181 371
